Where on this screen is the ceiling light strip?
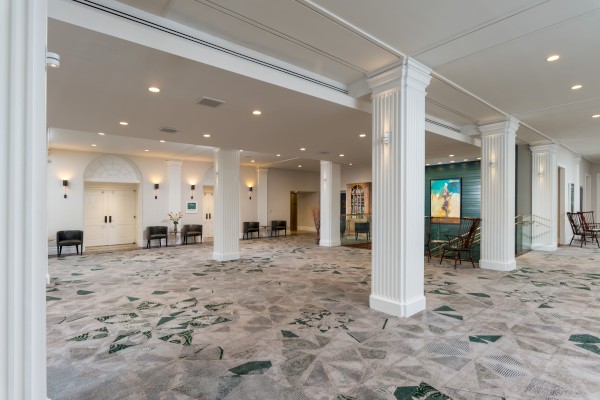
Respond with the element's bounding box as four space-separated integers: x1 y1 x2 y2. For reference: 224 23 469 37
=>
71 0 348 94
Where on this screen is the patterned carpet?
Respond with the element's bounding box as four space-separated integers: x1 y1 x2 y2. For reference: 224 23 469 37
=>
47 234 600 399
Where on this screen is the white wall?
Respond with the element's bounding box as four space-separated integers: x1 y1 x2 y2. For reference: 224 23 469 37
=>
47 149 212 253
239 166 258 234
340 165 371 190
267 169 319 224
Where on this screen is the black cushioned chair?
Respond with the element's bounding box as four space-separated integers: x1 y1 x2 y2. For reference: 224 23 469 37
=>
243 221 260 239
146 226 168 248
270 220 287 236
354 222 370 240
56 230 83 256
182 224 203 244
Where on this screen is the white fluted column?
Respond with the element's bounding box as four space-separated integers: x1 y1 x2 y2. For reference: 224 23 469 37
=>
167 160 182 239
367 58 431 317
257 168 269 226
531 143 558 251
1 0 48 398
479 117 519 271
574 156 582 212
319 161 341 247
213 149 240 261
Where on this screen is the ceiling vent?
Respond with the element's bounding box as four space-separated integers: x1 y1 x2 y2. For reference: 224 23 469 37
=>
196 97 226 108
159 127 179 134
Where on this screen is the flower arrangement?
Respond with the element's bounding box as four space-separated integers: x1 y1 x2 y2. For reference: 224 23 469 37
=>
168 211 182 223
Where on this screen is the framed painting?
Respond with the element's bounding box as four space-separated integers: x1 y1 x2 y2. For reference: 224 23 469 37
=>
186 201 198 214
430 178 461 224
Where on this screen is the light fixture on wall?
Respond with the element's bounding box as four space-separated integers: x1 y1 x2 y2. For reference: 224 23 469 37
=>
538 170 544 177
489 161 496 167
154 183 159 199
191 184 195 199
248 186 253 200
62 180 68 198
381 132 390 145
46 51 60 68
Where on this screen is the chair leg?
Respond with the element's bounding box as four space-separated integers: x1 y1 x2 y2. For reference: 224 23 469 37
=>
440 249 446 265
76 245 79 255
58 246 62 257
469 251 476 268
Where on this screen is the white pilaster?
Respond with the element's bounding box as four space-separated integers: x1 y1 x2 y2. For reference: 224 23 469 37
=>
319 161 341 247
167 160 182 235
1 0 48 398
531 143 559 251
257 168 269 226
213 149 240 261
479 117 519 271
574 156 582 212
367 58 431 317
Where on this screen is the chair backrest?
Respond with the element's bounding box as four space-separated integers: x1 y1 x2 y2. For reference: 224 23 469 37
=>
579 211 595 229
243 221 259 231
271 220 286 229
567 212 581 234
458 218 481 248
57 230 83 242
147 226 167 235
182 224 202 234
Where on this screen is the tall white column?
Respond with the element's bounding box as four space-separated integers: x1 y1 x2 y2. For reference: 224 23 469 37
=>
167 160 182 224
213 149 240 261
479 117 519 271
1 0 48 398
367 58 431 317
531 143 558 251
257 168 269 226
574 156 582 212
319 161 341 247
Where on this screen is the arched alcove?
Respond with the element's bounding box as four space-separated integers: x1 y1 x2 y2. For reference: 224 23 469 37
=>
84 155 142 183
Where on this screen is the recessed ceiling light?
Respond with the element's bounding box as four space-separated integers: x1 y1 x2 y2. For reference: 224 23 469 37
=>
546 55 560 62
426 163 430 166
477 157 482 160
160 140 166 143
276 154 281 157
450 160 455 163
449 154 454 157
252 110 262 115
144 149 149 152
359 133 366 138
300 148 306 151
437 162 442 164
119 121 128 126
91 144 97 147
339 154 344 157
593 114 600 118
240 150 244 152
571 84 583 90
349 163 353 166
298 165 302 168
148 87 160 93
463 159 468 161
251 160 255 163
98 132 105 136
203 134 211 138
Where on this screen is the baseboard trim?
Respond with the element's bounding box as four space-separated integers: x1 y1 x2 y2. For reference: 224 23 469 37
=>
369 294 426 317
480 259 516 271
212 252 239 261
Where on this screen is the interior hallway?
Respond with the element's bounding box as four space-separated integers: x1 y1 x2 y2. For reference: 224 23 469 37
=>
47 235 600 399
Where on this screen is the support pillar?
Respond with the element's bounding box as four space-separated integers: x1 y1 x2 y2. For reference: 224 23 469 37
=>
479 117 519 271
574 156 582 212
213 149 240 261
167 160 182 238
367 58 431 317
1 0 48 398
257 168 269 226
531 143 558 251
319 161 341 247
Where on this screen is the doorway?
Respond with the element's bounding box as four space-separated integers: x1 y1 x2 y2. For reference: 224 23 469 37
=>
290 192 298 231
84 183 137 247
558 166 566 244
203 186 214 238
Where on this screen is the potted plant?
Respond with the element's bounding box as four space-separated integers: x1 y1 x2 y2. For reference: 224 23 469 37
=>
168 211 182 232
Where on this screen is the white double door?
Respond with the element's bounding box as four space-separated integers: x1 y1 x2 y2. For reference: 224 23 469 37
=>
84 186 136 246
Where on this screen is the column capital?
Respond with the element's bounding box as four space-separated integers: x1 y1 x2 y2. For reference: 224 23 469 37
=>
530 142 559 154
166 160 183 167
367 57 432 95
479 116 519 137
575 155 582 164
257 167 269 173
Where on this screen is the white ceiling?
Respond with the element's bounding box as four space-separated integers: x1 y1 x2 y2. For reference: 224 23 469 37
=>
47 0 600 165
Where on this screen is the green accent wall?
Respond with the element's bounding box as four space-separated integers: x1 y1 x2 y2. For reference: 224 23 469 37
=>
426 161 481 261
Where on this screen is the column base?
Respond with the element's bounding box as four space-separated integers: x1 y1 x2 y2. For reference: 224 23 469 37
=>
212 252 240 261
319 239 341 247
480 259 516 271
369 294 426 317
531 244 558 251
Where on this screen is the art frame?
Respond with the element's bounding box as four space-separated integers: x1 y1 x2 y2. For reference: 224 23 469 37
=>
430 178 462 224
185 201 198 214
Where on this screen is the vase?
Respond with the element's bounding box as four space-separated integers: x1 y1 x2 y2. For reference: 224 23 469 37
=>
173 222 178 233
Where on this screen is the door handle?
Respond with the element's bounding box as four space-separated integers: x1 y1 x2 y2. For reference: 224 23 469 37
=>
105 216 107 223
109 216 112 223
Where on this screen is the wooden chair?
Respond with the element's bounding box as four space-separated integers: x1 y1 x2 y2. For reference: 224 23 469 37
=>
146 226 168 248
243 221 260 239
440 217 481 268
577 211 600 247
566 212 584 246
182 224 203 244
56 230 83 256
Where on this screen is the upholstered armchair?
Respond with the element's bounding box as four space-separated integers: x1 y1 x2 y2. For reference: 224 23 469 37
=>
243 221 260 239
146 226 168 248
56 230 84 256
270 220 287 236
182 224 203 244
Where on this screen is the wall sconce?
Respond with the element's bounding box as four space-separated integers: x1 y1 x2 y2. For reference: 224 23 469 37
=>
46 51 60 68
248 186 253 200
381 132 390 144
62 180 68 198
538 170 544 177
154 183 159 199
190 184 195 199
489 161 496 167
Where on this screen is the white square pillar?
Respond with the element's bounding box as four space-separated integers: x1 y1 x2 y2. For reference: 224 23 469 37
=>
530 143 559 251
319 161 341 247
257 168 269 226
213 149 240 261
479 117 519 271
1 0 48 398
166 160 182 229
367 58 431 317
